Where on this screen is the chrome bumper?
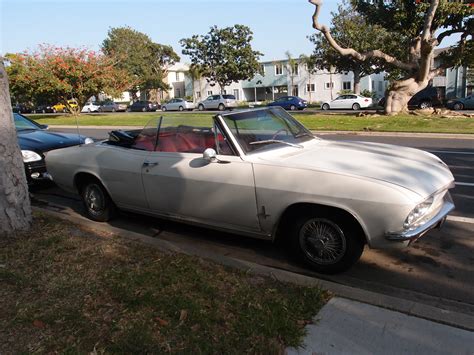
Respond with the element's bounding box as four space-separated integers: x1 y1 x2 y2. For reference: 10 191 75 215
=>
385 197 455 243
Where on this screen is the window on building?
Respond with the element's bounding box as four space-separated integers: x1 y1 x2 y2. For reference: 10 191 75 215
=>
176 88 181 98
207 90 213 96
275 63 283 75
371 80 375 90
175 72 180 81
196 91 201 99
325 82 334 89
233 89 240 100
292 85 299 96
260 64 265 75
343 81 352 90
306 84 315 92
378 81 383 91
292 63 299 75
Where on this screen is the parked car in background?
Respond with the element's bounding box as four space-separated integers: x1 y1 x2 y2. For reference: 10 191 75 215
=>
267 96 308 111
34 104 56 114
99 101 128 112
12 103 33 114
81 102 101 113
14 113 93 184
322 94 372 110
52 99 78 113
162 98 195 111
197 94 237 111
446 95 474 110
378 87 442 110
128 101 160 112
46 107 454 274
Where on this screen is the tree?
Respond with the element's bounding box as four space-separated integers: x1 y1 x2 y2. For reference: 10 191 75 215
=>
180 25 263 93
308 1 398 95
0 59 32 235
188 64 203 102
285 51 299 96
299 53 318 103
309 0 473 115
102 26 180 101
6 46 132 115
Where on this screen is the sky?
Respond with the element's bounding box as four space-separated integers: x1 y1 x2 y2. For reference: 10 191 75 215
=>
0 0 341 62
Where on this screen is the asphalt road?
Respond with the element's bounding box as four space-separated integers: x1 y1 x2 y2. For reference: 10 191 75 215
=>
34 129 474 316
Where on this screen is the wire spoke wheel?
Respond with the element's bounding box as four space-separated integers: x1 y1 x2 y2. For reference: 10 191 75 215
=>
299 218 346 265
84 184 105 216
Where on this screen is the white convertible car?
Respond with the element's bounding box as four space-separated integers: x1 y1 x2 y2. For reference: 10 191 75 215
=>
46 107 455 273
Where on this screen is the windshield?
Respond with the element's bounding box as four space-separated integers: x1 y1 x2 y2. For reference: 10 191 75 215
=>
14 113 40 131
221 107 315 154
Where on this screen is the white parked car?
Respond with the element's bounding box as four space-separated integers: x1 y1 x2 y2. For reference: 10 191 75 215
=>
161 98 195 111
45 107 454 274
81 102 101 113
322 94 373 111
197 94 237 111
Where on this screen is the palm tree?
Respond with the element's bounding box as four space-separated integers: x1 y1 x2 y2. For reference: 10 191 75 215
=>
299 54 317 103
285 51 298 96
188 64 202 103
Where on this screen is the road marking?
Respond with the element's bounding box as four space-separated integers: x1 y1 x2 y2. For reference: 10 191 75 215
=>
428 150 474 155
456 182 474 187
447 216 474 224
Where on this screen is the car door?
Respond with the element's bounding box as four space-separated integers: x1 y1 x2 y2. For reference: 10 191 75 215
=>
140 119 261 232
331 96 345 109
344 95 357 109
206 95 218 109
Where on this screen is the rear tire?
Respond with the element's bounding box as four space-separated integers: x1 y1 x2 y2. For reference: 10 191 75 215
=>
179 106 184 111
142 107 146 112
322 103 330 111
80 180 116 222
289 211 364 274
453 102 464 111
419 101 432 109
162 106 167 112
290 105 296 111
198 104 205 111
352 103 360 111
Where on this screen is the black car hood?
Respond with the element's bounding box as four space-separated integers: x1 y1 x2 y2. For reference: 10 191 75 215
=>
17 129 85 153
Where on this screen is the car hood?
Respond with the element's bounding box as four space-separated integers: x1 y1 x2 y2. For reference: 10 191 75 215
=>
257 140 454 198
17 129 85 153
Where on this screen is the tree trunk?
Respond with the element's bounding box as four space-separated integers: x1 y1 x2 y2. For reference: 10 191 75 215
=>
0 61 32 236
384 78 429 115
353 70 361 95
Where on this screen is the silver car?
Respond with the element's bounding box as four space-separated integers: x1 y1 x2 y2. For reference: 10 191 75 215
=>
45 107 454 274
99 102 128 112
197 94 237 111
161 98 195 111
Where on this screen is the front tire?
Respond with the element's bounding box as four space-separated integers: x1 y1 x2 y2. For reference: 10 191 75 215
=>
419 101 432 109
289 212 364 274
289 105 296 111
81 181 116 222
218 103 225 111
162 106 167 112
322 103 330 111
198 104 205 111
179 106 184 111
453 102 464 111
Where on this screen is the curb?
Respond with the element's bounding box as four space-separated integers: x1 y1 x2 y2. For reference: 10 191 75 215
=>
33 206 474 332
49 125 474 139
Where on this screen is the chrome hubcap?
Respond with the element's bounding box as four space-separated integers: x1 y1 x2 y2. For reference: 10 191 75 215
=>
85 185 104 214
299 218 346 265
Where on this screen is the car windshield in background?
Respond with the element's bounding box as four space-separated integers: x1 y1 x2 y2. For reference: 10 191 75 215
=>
14 113 40 131
221 107 315 153
222 95 236 100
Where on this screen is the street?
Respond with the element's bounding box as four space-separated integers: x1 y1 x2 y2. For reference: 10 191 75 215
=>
32 129 474 318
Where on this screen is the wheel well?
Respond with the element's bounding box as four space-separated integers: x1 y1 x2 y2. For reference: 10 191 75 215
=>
275 203 367 245
74 172 102 194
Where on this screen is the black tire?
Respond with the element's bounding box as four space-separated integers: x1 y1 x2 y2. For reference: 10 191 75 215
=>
179 106 184 111
218 103 225 111
290 105 296 111
142 107 147 112
42 109 46 114
453 102 464 111
80 180 116 222
419 101 432 109
162 106 167 112
322 103 330 111
352 103 361 111
87 108 91 113
289 211 364 274
53 109 57 113
198 104 205 111
112 108 116 113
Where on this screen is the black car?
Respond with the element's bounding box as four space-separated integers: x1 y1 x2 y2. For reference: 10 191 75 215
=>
12 103 33 114
34 104 56 114
128 101 160 112
378 86 442 109
14 113 93 184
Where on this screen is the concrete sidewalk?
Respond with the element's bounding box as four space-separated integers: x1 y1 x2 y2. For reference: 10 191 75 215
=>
287 297 474 355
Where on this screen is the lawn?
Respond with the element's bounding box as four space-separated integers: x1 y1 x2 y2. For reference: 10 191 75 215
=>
27 111 474 134
0 213 328 354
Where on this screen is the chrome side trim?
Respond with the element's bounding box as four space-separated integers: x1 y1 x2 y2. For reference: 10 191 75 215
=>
386 198 455 241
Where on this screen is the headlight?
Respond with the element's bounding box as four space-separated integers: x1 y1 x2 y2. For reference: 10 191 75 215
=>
21 150 42 163
403 196 434 229
84 137 94 144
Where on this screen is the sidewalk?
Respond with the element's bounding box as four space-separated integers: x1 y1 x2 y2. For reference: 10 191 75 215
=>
287 297 474 355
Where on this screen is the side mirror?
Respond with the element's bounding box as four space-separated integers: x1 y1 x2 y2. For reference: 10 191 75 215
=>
39 124 49 130
203 148 217 162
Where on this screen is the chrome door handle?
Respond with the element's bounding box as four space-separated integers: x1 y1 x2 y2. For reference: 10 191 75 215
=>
143 161 159 167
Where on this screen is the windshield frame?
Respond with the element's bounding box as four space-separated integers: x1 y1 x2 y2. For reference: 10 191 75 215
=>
14 113 43 131
216 107 317 155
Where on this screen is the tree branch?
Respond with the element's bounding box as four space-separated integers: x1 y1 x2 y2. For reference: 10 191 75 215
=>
421 0 439 42
309 0 416 72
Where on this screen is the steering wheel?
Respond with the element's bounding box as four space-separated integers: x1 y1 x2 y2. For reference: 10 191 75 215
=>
271 128 289 140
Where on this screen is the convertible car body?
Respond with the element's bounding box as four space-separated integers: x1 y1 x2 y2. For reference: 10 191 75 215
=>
46 107 455 273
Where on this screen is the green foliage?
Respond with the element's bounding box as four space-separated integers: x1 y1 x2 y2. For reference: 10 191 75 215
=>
102 26 180 97
180 25 262 91
5 46 132 115
337 89 354 95
360 89 376 98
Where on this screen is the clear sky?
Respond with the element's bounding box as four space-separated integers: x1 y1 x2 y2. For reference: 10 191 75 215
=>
0 0 341 62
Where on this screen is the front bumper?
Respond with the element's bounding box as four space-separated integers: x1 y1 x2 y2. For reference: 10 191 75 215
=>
385 193 455 244
24 161 52 184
